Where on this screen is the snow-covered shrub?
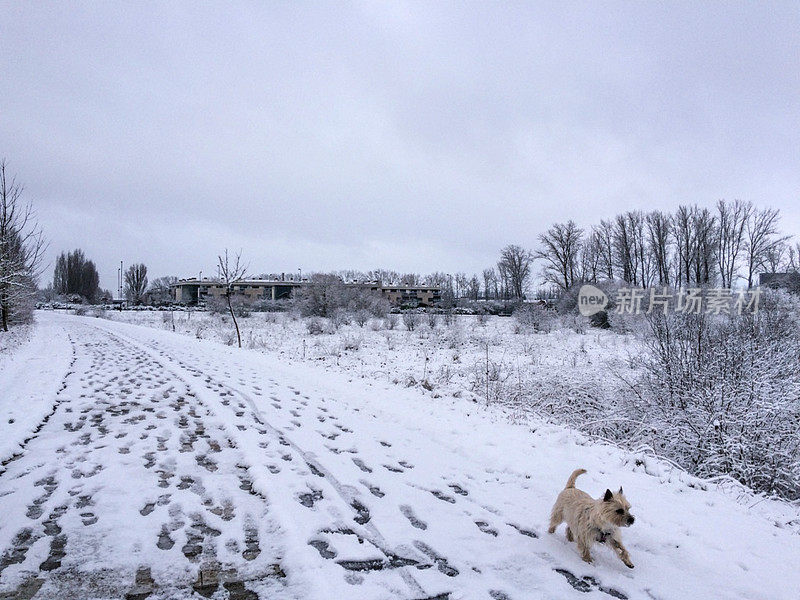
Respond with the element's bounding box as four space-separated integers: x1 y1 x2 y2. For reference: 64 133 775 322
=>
514 303 557 333
468 349 519 404
385 314 398 330
330 309 350 329
426 311 439 329
221 329 237 346
305 318 324 335
630 290 800 499
441 310 455 327
561 313 587 334
340 333 362 352
354 309 371 327
206 296 251 318
402 312 420 331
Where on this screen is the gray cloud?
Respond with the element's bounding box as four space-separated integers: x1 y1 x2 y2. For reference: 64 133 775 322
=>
2 1 798 291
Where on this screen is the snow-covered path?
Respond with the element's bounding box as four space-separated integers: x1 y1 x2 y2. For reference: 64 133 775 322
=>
1 312 798 600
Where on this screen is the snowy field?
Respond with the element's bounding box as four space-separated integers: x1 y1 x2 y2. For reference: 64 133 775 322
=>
90 308 631 423
0 311 798 599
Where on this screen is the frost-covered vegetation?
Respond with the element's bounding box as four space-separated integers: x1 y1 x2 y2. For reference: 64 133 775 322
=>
91 286 800 501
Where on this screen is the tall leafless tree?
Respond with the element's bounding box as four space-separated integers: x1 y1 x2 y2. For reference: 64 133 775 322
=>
765 241 787 273
482 267 497 300
595 220 615 280
579 229 602 283
646 211 672 286
497 244 534 299
672 205 716 286
124 263 149 305
716 199 751 287
744 207 788 287
692 207 717 285
786 242 800 273
613 213 636 285
673 205 695 285
218 249 248 348
0 160 46 331
148 275 178 306
535 221 583 291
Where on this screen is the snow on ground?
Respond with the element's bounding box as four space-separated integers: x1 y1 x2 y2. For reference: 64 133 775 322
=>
0 320 73 465
96 309 631 414
0 311 798 599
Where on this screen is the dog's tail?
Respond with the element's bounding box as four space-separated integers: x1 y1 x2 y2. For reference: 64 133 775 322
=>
564 468 587 489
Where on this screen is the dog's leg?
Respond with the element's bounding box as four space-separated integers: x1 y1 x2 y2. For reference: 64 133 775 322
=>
607 533 634 569
566 526 573 542
548 504 563 534
577 539 593 564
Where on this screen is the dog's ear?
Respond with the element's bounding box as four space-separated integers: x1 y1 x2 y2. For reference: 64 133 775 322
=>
618 486 624 495
604 489 613 502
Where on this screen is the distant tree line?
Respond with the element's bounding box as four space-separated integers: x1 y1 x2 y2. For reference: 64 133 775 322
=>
533 201 794 294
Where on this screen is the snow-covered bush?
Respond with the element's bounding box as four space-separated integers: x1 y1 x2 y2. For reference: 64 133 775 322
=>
306 318 325 335
402 312 420 331
354 309 371 327
426 311 439 329
630 290 800 499
514 303 558 333
341 333 362 351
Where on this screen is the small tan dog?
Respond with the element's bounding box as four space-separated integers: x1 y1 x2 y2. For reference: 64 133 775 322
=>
548 468 635 568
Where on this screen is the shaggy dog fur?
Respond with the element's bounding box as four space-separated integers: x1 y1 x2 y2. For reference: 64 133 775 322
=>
548 468 635 568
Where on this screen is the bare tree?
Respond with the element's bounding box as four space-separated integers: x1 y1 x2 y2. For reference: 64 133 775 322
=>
671 205 716 286
716 200 751 288
595 220 615 280
498 244 534 299
692 208 717 285
124 263 149 305
482 268 497 300
148 275 178 305
744 207 788 287
765 240 788 273
0 160 46 331
612 213 636 284
578 229 601 283
646 211 672 286
672 205 695 285
786 242 800 273
217 249 248 348
467 274 481 301
534 222 583 291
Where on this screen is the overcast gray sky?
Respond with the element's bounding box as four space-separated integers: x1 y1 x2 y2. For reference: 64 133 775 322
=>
2 1 799 291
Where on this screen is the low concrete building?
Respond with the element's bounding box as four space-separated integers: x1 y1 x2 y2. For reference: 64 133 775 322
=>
172 278 441 307
379 285 441 306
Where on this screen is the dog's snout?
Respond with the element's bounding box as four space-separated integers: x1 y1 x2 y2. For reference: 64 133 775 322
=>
627 516 635 525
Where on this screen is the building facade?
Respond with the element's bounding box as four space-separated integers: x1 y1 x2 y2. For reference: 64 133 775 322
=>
171 278 441 307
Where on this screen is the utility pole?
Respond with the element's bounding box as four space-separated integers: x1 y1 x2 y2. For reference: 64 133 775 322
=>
119 261 123 300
